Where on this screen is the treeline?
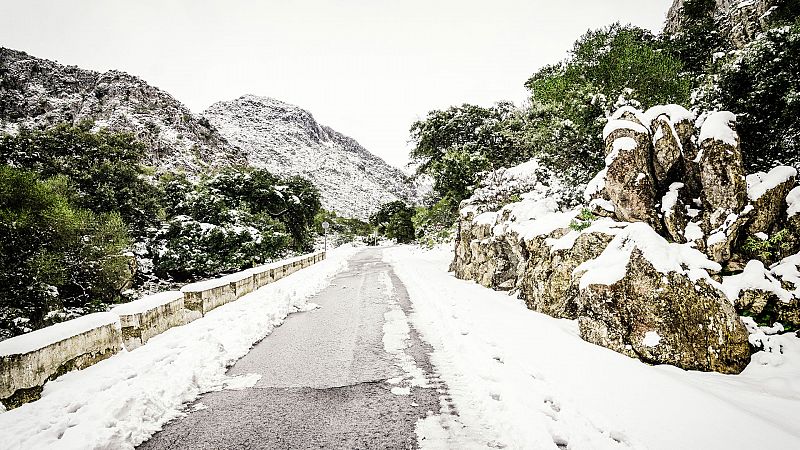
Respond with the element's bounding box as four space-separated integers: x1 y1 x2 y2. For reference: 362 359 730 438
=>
0 122 321 338
410 1 800 234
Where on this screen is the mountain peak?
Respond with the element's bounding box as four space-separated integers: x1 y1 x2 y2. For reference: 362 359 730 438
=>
204 95 416 219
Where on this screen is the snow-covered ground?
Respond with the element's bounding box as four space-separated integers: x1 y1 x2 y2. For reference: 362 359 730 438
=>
0 244 360 450
386 245 800 450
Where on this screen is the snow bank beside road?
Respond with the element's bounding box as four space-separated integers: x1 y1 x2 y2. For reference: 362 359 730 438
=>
0 244 360 450
386 246 800 450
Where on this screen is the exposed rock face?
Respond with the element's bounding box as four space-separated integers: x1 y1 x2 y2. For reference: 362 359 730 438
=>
603 111 660 229
451 105 800 374
0 47 244 172
576 249 750 374
698 112 747 230
665 0 783 48
203 96 417 219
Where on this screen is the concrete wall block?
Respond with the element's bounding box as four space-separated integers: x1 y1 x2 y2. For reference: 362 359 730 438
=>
117 296 187 351
0 322 121 409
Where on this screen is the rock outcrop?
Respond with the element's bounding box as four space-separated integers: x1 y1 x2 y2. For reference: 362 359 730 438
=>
665 0 786 49
0 47 244 172
452 105 800 374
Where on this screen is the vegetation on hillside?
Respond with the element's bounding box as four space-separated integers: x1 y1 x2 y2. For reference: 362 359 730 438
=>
411 5 800 239
0 124 323 338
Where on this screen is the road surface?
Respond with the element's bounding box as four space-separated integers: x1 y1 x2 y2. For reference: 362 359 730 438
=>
139 248 450 449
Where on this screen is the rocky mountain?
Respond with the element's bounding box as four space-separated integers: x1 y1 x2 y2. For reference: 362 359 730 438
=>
0 47 245 172
452 104 800 374
665 0 787 48
204 95 417 220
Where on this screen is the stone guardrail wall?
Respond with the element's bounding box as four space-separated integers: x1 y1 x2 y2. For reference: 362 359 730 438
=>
0 251 325 410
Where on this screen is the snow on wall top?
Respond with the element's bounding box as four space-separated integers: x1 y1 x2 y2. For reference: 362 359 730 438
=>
0 312 118 357
111 291 184 316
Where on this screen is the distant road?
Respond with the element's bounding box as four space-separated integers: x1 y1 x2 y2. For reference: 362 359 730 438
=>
139 248 446 450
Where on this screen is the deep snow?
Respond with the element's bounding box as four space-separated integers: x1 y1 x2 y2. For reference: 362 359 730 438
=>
0 245 359 450
386 245 800 450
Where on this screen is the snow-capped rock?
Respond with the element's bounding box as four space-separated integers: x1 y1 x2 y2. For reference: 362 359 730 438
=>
204 95 417 219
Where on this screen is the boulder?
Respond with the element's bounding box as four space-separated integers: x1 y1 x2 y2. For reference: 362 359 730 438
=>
576 249 751 374
698 112 747 230
705 208 752 263
651 115 683 185
519 228 614 319
661 182 689 243
603 117 660 229
745 166 797 235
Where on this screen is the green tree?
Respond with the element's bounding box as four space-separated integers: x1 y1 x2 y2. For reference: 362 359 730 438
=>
409 102 526 214
0 166 131 338
370 201 416 244
0 123 161 233
712 22 800 170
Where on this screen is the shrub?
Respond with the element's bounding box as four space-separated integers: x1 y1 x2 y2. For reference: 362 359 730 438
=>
0 166 131 338
710 22 800 171
371 201 416 244
0 122 161 233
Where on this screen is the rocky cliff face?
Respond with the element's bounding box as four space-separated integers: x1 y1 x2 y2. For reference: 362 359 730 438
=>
204 95 417 220
0 47 245 172
665 0 783 48
452 105 800 374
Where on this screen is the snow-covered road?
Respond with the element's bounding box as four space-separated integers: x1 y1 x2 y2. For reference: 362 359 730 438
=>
3 244 798 449
140 247 446 449
388 245 800 450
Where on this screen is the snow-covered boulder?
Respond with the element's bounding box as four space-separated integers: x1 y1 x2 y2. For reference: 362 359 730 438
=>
745 166 797 235
602 110 660 229
698 112 748 230
520 225 617 319
573 223 750 374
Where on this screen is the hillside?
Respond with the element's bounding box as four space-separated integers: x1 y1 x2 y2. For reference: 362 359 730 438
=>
0 47 245 172
204 95 417 219
665 0 788 47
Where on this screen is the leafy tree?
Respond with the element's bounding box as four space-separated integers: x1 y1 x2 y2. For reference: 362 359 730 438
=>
0 122 161 233
370 201 416 244
0 166 131 338
150 167 321 280
409 102 527 214
524 23 691 189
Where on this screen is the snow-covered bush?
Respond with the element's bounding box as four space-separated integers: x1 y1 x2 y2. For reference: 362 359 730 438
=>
149 167 319 281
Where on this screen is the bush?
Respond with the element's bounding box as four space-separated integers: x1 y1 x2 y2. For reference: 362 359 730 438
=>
370 201 416 244
0 166 131 338
313 209 373 246
0 122 161 233
149 167 320 281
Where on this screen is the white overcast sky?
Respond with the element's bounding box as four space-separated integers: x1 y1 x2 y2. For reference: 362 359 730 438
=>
0 0 673 170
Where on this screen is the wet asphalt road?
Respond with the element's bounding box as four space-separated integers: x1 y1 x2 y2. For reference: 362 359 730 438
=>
139 248 447 450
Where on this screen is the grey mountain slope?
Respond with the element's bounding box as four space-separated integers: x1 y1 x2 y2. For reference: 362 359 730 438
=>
0 47 245 172
204 95 417 219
